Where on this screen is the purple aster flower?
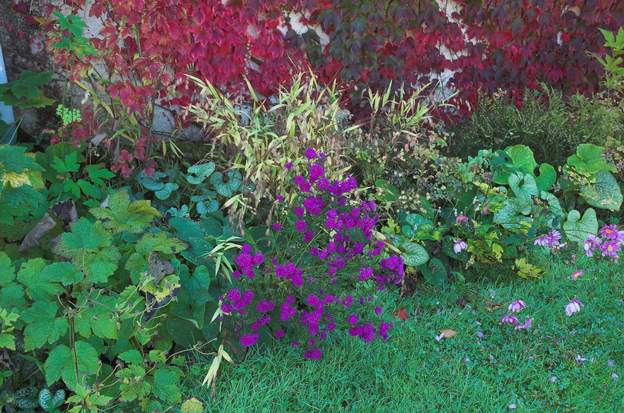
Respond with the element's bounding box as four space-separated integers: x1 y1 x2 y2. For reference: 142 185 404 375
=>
294 220 308 233
304 348 322 360
453 239 468 254
508 299 526 313
501 315 518 325
293 175 311 192
514 318 533 330
584 234 602 257
240 333 258 347
271 222 282 232
379 322 391 340
565 298 582 316
276 194 285 202
534 230 561 248
226 288 241 302
600 224 619 240
374 306 382 316
256 300 275 313
309 163 325 183
284 161 293 170
359 267 374 281
274 329 285 339
304 147 317 159
600 240 620 258
347 314 359 325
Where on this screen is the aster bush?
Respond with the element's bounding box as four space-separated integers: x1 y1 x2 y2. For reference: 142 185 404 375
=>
219 148 404 359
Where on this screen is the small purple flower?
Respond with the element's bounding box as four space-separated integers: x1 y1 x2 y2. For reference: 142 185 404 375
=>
508 300 526 313
304 348 322 360
600 240 620 258
294 220 308 233
271 222 282 232
584 235 602 257
534 230 561 248
453 239 468 254
256 300 275 313
347 314 359 325
501 315 519 325
284 161 293 170
374 306 383 316
514 318 532 330
274 329 285 339
240 333 259 347
358 267 373 281
600 224 619 240
304 147 317 160
565 298 582 316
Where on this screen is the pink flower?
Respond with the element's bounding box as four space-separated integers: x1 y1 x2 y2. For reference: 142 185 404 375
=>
455 215 469 224
508 300 526 313
514 318 533 330
570 270 583 281
565 298 582 316
501 315 518 325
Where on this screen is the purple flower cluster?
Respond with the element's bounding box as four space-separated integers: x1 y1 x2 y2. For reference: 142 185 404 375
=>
221 148 404 359
534 230 562 248
584 224 624 259
500 299 533 331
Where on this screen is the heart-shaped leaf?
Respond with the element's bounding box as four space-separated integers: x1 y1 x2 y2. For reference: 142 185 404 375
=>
210 170 242 197
186 162 215 185
401 242 429 267
580 171 622 211
562 208 598 245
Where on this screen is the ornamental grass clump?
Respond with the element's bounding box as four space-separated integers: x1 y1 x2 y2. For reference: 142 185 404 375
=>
221 149 405 359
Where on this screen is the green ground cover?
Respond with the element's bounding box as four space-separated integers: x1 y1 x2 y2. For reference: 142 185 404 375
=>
184 256 624 412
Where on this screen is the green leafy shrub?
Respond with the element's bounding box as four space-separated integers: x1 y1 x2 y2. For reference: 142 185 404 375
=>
0 144 239 412
448 87 622 165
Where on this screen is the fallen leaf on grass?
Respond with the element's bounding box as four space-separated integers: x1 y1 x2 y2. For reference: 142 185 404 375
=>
394 308 408 321
435 329 457 341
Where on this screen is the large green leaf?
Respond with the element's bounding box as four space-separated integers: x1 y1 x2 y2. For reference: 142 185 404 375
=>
401 242 429 267
91 190 160 234
55 218 120 283
580 171 623 211
535 163 557 192
17 259 64 301
566 144 614 176
44 341 101 390
21 301 68 351
562 208 598 245
508 172 538 203
186 162 215 185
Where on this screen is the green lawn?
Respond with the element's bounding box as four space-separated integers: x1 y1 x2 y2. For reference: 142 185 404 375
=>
182 256 624 412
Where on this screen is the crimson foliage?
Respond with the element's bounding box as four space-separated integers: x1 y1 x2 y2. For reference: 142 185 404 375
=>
56 0 624 116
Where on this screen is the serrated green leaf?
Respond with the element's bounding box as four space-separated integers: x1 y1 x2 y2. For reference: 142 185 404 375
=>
56 218 120 283
22 301 68 351
44 341 101 390
17 259 64 301
153 367 182 404
91 190 160 234
0 252 15 286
